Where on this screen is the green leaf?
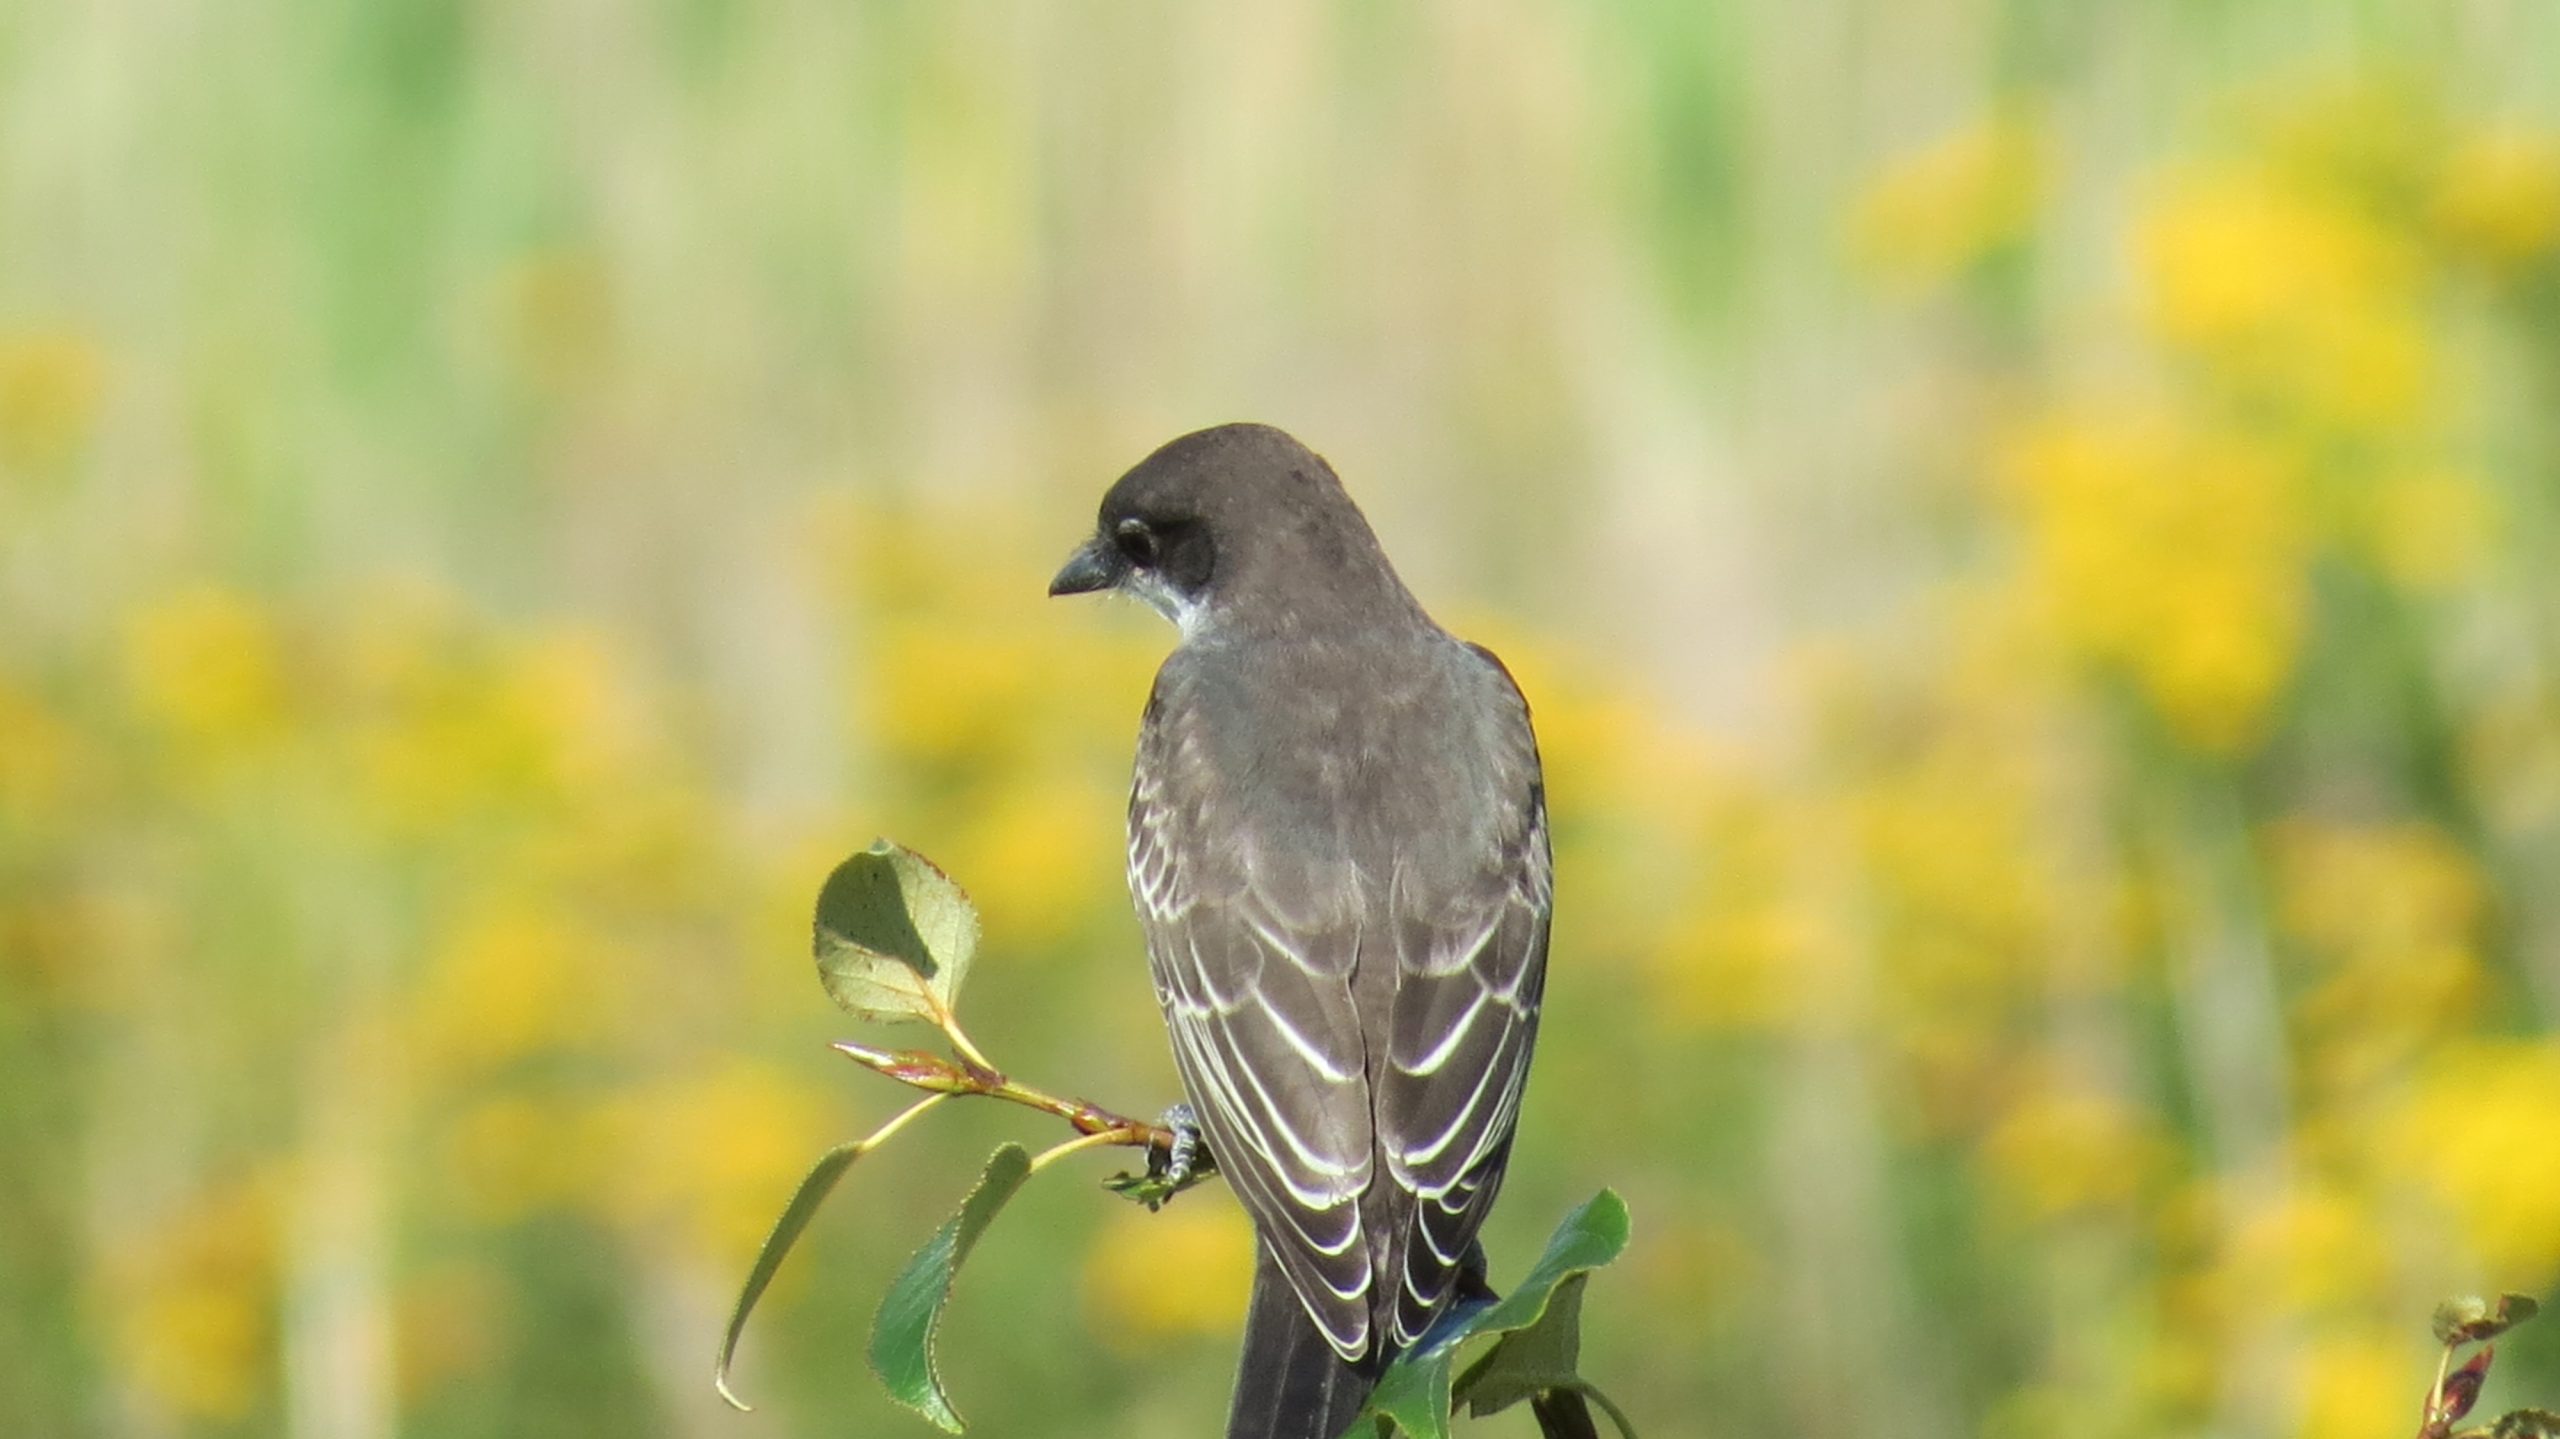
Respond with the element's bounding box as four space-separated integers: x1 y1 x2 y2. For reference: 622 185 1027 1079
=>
714 1139 871 1411
868 1144 1034 1432
1362 1319 1464 1439
1455 1274 1593 1416
815 839 980 1025
2494 1409 2560 1439
1358 1189 1634 1439
2436 1294 2541 1347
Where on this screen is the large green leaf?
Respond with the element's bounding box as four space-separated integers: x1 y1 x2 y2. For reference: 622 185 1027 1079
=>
815 839 980 1025
1363 1329 1462 1438
869 1144 1034 1432
1454 1274 1596 1416
714 1139 871 1411
1356 1189 1634 1439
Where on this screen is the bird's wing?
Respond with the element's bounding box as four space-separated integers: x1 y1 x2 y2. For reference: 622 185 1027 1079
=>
1376 654 1551 1349
1130 685 1379 1360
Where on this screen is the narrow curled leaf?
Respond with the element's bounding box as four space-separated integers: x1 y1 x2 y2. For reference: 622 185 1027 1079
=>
815 839 980 1024
1359 1190 1634 1439
714 1139 872 1410
869 1144 1034 1433
2436 1294 2541 1348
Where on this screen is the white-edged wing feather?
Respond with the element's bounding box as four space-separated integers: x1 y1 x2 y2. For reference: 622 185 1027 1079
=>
1126 640 1549 1362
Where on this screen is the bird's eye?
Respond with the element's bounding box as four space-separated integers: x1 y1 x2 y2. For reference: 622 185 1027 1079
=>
1114 519 1159 568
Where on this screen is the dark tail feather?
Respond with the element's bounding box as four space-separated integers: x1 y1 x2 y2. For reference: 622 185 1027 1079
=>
1531 1390 1602 1439
1228 1247 1375 1439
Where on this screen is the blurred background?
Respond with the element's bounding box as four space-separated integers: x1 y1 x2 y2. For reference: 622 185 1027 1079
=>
6 2 2560 1436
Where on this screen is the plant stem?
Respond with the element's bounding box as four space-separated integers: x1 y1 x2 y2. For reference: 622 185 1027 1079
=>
1029 1127 1146 1173
2420 1343 2456 1439
860 1092 954 1152
829 1040 1178 1153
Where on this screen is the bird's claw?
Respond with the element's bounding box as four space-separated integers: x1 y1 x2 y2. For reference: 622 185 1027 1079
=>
1154 1102 1204 1187
1101 1102 1216 1210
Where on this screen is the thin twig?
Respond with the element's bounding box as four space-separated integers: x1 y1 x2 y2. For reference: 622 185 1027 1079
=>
830 1040 1178 1152
1030 1126 1147 1173
2421 1343 2456 1439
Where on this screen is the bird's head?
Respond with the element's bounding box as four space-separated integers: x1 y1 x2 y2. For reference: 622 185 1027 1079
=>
1048 422 1419 639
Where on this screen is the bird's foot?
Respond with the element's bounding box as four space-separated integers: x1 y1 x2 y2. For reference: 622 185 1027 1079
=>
1100 1102 1217 1211
1154 1102 1204 1188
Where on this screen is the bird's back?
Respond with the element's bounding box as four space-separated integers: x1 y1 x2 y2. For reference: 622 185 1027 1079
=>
1131 622 1550 1357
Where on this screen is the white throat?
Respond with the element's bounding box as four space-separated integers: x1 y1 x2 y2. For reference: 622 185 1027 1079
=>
1126 569 1212 642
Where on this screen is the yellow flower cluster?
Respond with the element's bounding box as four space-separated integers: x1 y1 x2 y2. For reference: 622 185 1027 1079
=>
1704 77 2560 1438
1999 410 2307 753
9 58 2560 1439
1853 114 2048 292
1 568 859 1428
0 329 105 479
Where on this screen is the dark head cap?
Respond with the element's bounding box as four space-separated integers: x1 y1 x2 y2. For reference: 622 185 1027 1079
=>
1048 423 1424 637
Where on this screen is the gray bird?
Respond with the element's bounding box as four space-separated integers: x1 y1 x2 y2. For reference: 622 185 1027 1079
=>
1050 423 1553 1439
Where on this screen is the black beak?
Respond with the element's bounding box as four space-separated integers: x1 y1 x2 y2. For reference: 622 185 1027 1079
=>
1047 536 1123 597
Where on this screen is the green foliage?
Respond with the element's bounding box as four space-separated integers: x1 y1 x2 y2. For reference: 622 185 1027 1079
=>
713 1139 872 1410
868 1144 1034 1433
815 839 981 1026
721 841 1632 1435
1359 1190 1636 1439
2423 1293 2557 1439
2438 1295 2543 1348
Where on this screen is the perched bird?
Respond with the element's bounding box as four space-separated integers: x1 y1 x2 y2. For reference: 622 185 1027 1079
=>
1049 424 1553 1439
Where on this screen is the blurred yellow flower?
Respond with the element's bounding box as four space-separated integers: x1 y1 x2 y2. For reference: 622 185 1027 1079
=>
444 1094 608 1225
867 619 1048 772
2269 816 2487 1094
1081 1203 1252 1348
945 774 1125 953
1855 744 2050 982
1658 898 1840 1033
1980 1083 2174 1223
2295 1327 2418 1439
413 899 613 1078
2355 467 2493 593
1999 410 2307 753
122 586 294 757
2433 131 2560 268
2139 166 2430 428
1852 114 2047 291
2140 167 2410 348
350 628 632 835
1650 781 1843 1032
0 677 88 825
2270 819 2481 968
0 329 104 475
2244 76 2444 216
2223 1184 2392 1317
601 1060 836 1258
105 1173 279 1424
2382 1040 2560 1283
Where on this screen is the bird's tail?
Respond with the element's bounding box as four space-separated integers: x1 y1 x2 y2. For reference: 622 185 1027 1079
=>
1227 1246 1375 1439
